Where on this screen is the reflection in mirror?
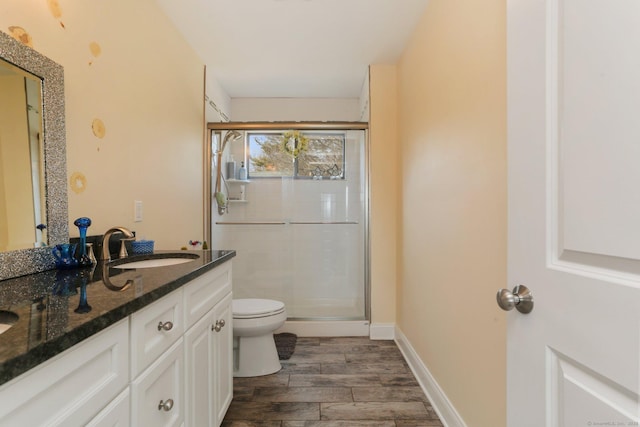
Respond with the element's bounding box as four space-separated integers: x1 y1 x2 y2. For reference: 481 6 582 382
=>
0 30 68 280
0 58 47 250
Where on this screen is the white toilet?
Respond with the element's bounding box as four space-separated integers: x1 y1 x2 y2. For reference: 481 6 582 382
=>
232 298 287 377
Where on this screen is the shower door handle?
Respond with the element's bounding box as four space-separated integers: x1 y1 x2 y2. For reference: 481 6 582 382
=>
289 221 359 225
216 221 286 225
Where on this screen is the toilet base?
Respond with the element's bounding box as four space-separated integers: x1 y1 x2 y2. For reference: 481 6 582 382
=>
233 333 282 377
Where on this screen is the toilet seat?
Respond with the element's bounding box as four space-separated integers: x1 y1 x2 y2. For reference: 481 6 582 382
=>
233 298 285 319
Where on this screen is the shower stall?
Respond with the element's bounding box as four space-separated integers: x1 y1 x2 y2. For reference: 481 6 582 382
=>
207 123 369 323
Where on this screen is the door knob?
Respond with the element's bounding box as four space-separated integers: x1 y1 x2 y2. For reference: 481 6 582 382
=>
496 285 533 314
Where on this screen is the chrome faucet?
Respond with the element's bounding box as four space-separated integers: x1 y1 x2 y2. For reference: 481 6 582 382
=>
101 226 135 262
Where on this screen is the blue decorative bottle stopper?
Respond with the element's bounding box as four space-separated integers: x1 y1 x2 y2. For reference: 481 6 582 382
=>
73 217 92 265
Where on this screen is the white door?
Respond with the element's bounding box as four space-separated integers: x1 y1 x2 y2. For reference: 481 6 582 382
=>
507 0 640 425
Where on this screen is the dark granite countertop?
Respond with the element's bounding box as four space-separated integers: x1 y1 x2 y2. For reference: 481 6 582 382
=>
0 249 235 387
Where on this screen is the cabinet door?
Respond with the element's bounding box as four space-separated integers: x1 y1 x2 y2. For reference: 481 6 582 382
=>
212 293 233 426
184 292 233 427
184 310 214 427
131 338 184 427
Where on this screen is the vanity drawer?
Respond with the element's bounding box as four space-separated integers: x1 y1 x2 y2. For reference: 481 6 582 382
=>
131 338 184 427
130 289 184 378
183 261 232 329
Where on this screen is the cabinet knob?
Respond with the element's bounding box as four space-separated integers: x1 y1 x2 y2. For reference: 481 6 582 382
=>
157 321 174 331
212 319 226 332
158 398 174 412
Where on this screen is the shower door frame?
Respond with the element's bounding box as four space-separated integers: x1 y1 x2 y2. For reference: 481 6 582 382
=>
204 121 371 321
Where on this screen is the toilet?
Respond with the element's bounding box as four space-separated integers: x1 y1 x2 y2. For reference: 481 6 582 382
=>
232 298 287 377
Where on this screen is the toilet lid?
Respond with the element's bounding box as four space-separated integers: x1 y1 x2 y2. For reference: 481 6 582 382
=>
232 298 285 318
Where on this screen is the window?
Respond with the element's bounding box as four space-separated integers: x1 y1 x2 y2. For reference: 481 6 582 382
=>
248 132 345 179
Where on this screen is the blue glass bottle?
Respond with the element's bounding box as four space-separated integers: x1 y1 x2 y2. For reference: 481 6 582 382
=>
73 217 93 266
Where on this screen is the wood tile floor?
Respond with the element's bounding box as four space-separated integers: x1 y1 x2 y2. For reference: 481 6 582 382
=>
222 336 444 427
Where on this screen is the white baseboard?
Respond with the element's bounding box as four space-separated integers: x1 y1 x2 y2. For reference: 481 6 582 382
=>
395 327 467 427
369 323 395 340
276 320 370 337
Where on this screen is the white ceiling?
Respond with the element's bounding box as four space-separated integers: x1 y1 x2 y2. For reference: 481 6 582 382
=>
155 0 429 98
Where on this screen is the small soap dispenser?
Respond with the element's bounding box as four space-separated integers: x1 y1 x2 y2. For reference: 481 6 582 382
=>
238 161 247 180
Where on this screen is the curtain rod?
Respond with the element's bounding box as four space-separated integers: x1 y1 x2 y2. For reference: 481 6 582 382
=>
207 121 369 131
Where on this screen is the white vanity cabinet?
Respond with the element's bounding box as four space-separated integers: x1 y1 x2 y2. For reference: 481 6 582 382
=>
0 259 233 427
130 260 233 427
184 262 233 427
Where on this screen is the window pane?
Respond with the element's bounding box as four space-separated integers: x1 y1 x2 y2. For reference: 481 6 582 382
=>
248 133 294 177
247 132 345 179
297 134 345 179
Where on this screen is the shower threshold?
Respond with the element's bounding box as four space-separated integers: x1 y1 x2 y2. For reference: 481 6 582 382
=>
276 320 370 337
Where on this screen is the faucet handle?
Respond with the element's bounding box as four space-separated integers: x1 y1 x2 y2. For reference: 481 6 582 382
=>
119 237 136 258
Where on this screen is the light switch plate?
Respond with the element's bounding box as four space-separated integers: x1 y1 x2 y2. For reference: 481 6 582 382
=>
134 200 143 222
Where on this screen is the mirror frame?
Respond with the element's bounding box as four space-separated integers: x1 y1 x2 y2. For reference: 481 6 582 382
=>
0 30 68 280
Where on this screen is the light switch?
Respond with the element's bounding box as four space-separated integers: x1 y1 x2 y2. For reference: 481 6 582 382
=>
134 200 143 222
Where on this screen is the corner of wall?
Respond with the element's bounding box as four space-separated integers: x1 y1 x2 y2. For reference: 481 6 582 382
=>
368 64 399 326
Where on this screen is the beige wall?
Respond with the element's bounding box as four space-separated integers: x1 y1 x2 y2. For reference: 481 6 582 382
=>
395 1 507 426
0 0 205 248
369 65 399 326
230 97 361 122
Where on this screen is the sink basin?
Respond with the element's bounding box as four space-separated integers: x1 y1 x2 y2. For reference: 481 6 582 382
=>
0 310 19 334
112 253 200 269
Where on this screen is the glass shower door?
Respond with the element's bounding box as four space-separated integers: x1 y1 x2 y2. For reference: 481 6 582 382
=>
212 129 367 321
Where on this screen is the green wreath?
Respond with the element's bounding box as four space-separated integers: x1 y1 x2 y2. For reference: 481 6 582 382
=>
280 131 308 158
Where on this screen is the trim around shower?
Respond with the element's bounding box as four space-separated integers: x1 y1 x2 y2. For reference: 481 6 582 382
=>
204 121 371 322
207 122 369 131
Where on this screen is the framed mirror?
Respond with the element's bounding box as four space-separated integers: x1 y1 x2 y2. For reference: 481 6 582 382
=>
0 58 47 251
0 30 68 280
